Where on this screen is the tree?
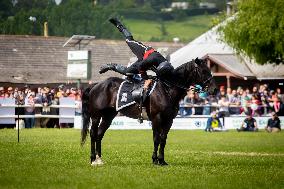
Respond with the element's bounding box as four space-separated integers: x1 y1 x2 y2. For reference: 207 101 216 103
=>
0 0 13 19
221 0 284 64
48 0 121 39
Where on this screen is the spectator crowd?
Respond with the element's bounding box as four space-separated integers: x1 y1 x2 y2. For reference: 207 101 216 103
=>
0 85 82 128
179 84 284 117
0 83 283 131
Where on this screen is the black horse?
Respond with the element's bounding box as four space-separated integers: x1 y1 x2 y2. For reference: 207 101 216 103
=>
81 58 217 166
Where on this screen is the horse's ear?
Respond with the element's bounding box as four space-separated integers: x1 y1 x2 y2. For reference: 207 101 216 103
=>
195 58 201 65
192 59 198 68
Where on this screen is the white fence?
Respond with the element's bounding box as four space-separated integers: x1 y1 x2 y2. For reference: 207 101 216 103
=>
0 98 283 130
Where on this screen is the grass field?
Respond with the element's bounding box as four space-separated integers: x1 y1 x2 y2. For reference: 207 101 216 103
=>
124 15 215 42
0 129 283 189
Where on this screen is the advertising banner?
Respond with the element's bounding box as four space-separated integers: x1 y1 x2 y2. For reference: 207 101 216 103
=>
0 98 15 124
59 97 75 124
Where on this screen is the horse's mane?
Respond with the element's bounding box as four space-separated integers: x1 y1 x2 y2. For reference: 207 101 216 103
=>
170 59 201 88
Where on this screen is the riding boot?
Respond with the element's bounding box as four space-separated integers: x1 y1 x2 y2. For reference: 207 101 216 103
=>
142 88 148 102
99 63 127 75
109 17 133 39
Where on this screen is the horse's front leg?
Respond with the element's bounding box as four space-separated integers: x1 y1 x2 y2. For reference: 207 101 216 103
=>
158 119 173 166
152 129 160 165
158 131 168 165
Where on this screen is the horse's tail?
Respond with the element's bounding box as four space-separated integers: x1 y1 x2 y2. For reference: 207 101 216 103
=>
81 83 97 146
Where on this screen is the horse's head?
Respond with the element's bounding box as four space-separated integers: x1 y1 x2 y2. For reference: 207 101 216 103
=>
193 58 217 95
174 58 217 95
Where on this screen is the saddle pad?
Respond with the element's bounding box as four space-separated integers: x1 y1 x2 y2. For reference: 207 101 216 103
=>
116 80 157 111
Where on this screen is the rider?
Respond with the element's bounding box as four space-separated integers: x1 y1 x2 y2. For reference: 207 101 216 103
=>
99 17 173 89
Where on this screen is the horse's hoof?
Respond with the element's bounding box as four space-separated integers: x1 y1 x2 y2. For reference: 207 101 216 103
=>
152 158 159 165
91 156 104 166
158 160 168 166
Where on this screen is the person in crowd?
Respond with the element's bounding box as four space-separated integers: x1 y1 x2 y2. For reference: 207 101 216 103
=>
194 92 204 115
40 87 52 127
252 86 260 100
201 92 211 115
7 87 13 98
68 88 78 99
250 95 261 116
240 91 251 114
237 111 258 132
13 87 19 99
24 93 35 128
276 88 284 103
237 86 243 97
75 93 82 116
261 89 271 114
182 90 196 116
46 95 59 128
216 85 226 100
218 95 230 117
56 85 65 98
245 88 252 99
272 93 281 113
226 87 233 101
265 112 281 133
229 89 241 115
205 111 227 132
0 87 5 98
205 94 218 113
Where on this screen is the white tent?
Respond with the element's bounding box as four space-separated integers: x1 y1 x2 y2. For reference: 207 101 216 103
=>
170 22 284 80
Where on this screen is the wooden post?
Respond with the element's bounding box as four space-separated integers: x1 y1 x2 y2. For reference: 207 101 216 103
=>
226 75 231 88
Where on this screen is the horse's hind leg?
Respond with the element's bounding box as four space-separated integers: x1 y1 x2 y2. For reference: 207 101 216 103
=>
90 115 101 164
95 109 117 164
157 119 173 166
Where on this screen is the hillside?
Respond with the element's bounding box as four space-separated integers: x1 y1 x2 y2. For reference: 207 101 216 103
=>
124 15 216 42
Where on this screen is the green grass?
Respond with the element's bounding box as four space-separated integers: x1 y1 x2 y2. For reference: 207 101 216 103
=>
0 129 284 189
124 15 215 42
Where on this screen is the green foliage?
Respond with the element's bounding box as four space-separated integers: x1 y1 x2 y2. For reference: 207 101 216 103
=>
0 0 13 19
14 0 56 12
0 0 219 40
221 0 284 64
125 15 215 42
0 129 283 189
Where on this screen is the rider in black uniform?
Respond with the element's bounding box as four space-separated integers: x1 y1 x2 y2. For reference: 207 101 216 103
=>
99 17 173 79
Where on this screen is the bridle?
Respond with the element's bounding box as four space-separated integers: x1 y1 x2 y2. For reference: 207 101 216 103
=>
152 61 213 93
199 74 214 93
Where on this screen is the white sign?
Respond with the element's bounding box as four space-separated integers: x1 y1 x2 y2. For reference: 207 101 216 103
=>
68 51 88 60
67 64 87 78
225 116 284 129
59 97 75 124
0 98 15 124
73 116 284 130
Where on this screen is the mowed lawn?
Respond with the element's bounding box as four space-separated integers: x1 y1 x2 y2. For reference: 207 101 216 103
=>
0 129 283 189
124 15 215 42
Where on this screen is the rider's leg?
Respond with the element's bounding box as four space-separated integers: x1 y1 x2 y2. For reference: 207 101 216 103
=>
109 17 133 39
109 17 148 61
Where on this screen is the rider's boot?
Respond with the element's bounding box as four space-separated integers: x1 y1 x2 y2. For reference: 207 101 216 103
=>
99 63 127 75
109 17 133 39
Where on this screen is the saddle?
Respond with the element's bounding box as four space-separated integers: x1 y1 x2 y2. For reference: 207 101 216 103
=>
116 77 156 122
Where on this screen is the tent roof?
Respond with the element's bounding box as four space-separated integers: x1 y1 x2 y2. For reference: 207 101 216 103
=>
170 22 284 80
